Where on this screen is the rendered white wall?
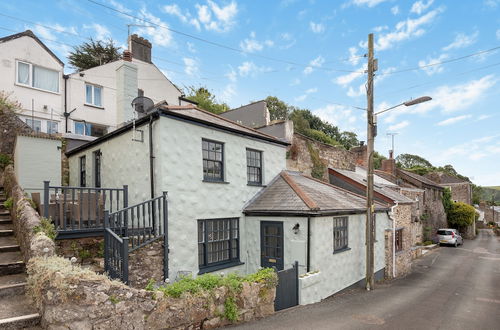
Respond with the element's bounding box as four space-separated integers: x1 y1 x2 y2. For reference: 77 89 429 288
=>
66 59 182 134
14 135 61 194
68 114 287 279
0 36 64 132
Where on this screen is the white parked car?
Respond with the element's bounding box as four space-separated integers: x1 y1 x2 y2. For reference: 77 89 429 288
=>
436 229 463 247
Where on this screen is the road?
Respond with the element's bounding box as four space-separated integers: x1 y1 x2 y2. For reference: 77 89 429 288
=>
233 229 500 330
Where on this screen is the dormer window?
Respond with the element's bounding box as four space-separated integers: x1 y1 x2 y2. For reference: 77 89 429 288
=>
16 61 59 93
85 83 102 107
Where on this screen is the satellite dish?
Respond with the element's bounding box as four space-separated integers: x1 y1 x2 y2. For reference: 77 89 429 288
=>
131 96 155 117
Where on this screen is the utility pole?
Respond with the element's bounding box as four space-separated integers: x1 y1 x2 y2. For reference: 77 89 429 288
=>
365 33 376 291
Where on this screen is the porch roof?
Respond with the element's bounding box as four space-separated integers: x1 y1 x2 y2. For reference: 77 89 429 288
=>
244 171 389 216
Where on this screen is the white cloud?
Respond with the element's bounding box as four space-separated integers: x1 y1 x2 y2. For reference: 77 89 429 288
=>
477 114 492 121
313 104 360 133
225 68 237 82
348 0 390 8
294 87 318 102
388 120 409 131
237 61 271 77
183 57 199 76
371 7 443 51
136 8 173 47
310 22 325 34
418 54 449 75
334 64 366 86
347 47 362 66
195 0 238 32
290 78 301 86
484 0 499 8
346 66 394 97
437 114 472 126
240 32 274 53
434 134 500 166
391 6 399 15
373 25 388 32
221 83 236 102
280 33 296 49
410 0 434 15
83 23 111 41
442 31 478 51
31 25 71 57
303 55 325 75
187 42 197 53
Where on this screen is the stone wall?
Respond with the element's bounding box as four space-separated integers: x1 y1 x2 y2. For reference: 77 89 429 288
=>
385 204 413 279
28 256 275 329
129 241 165 289
444 183 472 205
422 187 447 233
0 106 33 156
2 165 56 263
287 133 355 180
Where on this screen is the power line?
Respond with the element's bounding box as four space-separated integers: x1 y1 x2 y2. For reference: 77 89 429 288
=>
85 0 363 74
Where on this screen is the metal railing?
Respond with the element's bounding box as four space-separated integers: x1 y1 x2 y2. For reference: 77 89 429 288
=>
43 181 128 238
104 192 168 284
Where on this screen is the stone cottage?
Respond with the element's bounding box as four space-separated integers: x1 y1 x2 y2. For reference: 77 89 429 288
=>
424 172 472 205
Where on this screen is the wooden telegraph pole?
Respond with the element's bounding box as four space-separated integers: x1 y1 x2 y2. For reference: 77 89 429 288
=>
365 33 376 291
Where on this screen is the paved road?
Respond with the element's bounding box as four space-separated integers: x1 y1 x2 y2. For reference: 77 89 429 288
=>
233 229 500 330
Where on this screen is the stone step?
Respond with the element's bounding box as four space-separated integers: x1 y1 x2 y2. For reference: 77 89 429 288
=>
0 314 40 330
0 293 40 328
0 214 10 221
0 282 26 297
0 245 20 253
0 261 25 276
0 223 13 231
0 236 17 247
0 229 14 237
0 219 13 225
0 273 26 286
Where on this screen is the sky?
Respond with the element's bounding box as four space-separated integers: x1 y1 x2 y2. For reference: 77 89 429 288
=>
0 0 499 186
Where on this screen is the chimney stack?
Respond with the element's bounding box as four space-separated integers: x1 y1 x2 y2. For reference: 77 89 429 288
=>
116 61 138 125
129 34 152 63
350 145 367 167
123 50 132 62
380 150 396 175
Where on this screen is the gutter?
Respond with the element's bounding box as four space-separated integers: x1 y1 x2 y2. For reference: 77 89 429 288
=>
388 202 398 278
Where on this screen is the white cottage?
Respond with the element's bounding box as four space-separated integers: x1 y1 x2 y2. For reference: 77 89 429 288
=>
66 104 288 277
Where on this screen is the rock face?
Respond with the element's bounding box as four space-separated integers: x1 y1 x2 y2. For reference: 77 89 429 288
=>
28 256 276 330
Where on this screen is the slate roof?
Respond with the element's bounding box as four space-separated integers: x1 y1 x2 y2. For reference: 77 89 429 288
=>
244 171 389 216
0 30 64 66
158 105 288 146
331 167 414 204
424 172 468 184
397 168 444 190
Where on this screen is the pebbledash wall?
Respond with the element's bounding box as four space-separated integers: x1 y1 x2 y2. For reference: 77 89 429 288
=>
68 113 287 279
245 213 389 305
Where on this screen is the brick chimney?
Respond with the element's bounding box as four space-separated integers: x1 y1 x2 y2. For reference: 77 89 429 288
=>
380 150 396 175
129 34 152 63
123 50 132 62
350 142 367 167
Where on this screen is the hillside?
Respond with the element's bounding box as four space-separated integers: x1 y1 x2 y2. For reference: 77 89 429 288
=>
480 186 500 204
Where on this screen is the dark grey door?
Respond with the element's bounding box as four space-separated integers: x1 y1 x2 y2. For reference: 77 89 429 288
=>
275 261 299 311
261 221 284 271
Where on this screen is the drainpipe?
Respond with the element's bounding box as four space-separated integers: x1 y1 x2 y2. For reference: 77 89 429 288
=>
149 114 155 199
306 216 311 273
63 74 69 133
388 202 398 278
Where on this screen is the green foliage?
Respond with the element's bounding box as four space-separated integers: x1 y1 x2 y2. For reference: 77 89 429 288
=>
109 295 120 304
442 188 453 214
423 225 432 242
78 249 92 260
185 87 229 114
33 218 57 240
423 240 433 246
265 96 289 120
396 153 433 169
0 153 12 170
447 202 475 227
0 91 21 113
304 129 340 146
97 241 105 258
3 197 13 209
68 38 122 71
373 151 387 170
307 142 326 179
405 165 433 176
224 297 238 322
145 279 155 291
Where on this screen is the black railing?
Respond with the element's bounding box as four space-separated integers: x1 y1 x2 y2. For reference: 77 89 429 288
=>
43 181 128 238
104 192 168 284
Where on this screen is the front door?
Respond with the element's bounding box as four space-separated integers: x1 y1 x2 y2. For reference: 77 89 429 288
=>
261 221 284 271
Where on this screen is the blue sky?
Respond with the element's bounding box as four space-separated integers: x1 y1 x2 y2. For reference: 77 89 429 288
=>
1 0 499 186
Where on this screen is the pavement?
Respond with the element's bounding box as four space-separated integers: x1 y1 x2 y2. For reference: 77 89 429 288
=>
231 229 500 330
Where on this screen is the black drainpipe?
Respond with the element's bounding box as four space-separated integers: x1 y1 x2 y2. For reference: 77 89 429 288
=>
307 216 311 272
63 74 69 132
149 114 155 199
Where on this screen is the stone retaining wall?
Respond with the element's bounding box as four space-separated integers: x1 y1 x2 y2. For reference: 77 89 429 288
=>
2 165 55 263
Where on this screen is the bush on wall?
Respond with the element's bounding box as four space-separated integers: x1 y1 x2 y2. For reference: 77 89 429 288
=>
447 201 475 228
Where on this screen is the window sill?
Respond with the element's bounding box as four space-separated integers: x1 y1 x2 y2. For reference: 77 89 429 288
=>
202 180 230 184
247 182 265 187
84 103 105 110
333 247 351 255
15 82 60 95
198 261 244 274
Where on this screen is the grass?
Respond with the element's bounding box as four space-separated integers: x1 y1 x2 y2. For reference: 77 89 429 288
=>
485 186 500 190
33 218 57 240
3 197 13 209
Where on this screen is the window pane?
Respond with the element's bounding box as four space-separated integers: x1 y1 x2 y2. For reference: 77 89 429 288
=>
75 122 84 135
85 84 92 104
93 86 102 107
47 121 58 134
33 65 58 92
17 62 30 85
26 119 41 132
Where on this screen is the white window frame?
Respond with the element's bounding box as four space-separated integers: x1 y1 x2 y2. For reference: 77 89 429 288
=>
85 83 103 107
15 60 60 94
47 120 59 134
26 118 42 132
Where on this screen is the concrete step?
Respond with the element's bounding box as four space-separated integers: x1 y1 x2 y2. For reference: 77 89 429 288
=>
0 293 40 329
0 229 14 237
0 282 26 297
0 236 17 247
0 273 26 286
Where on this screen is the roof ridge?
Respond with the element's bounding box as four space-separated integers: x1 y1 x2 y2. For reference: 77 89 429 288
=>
224 100 266 114
280 171 319 210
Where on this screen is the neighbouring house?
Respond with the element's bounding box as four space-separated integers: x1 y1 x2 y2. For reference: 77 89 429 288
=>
13 134 62 195
479 202 500 226
328 166 418 278
0 30 64 134
243 170 390 305
424 172 472 205
66 104 289 279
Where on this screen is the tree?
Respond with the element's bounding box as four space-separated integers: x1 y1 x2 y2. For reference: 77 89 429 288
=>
68 38 122 71
373 151 387 170
396 153 433 169
265 96 290 120
339 131 359 150
442 187 453 214
447 202 475 228
186 87 229 114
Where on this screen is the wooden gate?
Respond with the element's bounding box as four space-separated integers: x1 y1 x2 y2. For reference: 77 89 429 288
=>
274 261 299 311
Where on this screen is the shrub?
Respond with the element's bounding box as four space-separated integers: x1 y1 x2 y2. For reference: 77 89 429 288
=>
3 197 13 209
423 240 433 246
0 153 11 170
224 297 238 322
33 218 57 240
0 91 21 112
307 142 326 179
448 202 475 227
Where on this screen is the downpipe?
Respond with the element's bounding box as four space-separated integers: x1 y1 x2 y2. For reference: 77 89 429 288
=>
388 202 399 279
